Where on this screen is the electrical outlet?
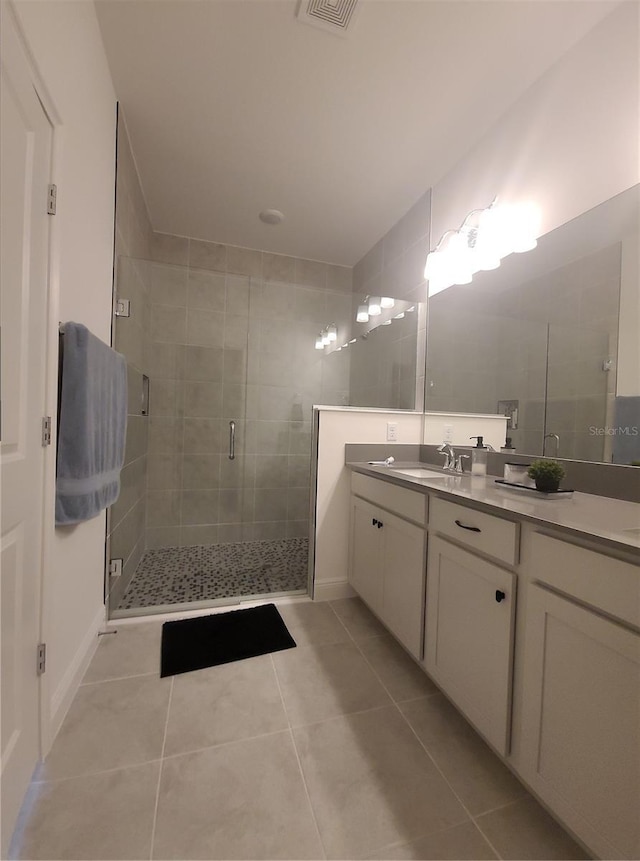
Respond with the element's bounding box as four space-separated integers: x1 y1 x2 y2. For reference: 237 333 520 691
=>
443 424 453 443
387 422 398 441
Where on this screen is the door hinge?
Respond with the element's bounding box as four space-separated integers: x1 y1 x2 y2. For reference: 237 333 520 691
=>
108 558 123 578
42 416 52 446
37 643 47 675
47 184 57 215
114 298 131 318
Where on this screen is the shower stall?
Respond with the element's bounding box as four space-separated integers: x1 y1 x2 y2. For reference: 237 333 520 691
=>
107 253 358 616
106 249 422 617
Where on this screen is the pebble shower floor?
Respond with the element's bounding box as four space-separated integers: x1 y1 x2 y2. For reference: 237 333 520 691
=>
117 537 309 610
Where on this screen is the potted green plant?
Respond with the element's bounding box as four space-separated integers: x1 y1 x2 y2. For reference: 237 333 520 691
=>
527 459 566 492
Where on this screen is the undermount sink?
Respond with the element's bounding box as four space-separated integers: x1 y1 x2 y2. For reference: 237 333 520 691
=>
391 467 449 479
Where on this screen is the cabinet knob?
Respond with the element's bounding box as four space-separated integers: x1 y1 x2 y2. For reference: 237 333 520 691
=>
495 590 506 603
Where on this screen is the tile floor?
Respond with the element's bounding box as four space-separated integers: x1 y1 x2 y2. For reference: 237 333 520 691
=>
10 598 590 860
117 538 309 611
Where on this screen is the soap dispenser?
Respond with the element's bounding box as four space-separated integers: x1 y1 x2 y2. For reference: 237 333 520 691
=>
469 436 488 476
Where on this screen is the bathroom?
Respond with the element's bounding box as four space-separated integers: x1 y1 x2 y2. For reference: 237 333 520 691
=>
1 1 638 858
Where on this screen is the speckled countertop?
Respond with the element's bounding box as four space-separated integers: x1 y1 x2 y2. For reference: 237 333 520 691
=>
348 462 640 554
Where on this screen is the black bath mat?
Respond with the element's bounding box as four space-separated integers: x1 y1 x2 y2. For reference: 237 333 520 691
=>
160 603 296 677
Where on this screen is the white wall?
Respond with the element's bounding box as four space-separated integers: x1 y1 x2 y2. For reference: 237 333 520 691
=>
12 0 117 745
430 3 639 243
313 408 424 600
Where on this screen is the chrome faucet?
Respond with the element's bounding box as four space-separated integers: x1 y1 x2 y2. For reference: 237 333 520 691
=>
454 453 470 473
437 442 456 470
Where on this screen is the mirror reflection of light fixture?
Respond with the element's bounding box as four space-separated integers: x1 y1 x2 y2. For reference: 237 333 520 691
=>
315 334 324 350
356 304 369 323
321 329 331 346
327 323 338 342
424 199 540 297
368 296 382 316
381 297 395 309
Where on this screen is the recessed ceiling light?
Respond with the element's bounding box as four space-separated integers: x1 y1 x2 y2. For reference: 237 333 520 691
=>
259 209 285 225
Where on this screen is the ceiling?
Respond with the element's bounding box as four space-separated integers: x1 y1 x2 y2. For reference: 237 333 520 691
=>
95 0 617 266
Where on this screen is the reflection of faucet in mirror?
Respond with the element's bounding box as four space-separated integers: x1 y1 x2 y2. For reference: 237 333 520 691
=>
544 433 560 457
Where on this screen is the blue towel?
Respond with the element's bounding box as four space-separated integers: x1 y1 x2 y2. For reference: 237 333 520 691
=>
56 322 128 525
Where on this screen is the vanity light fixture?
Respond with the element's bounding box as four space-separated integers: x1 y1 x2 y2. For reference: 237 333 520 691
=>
348 338 357 344
321 329 331 346
356 303 369 323
327 322 338 342
315 333 325 350
368 296 382 316
425 199 540 297
380 297 395 309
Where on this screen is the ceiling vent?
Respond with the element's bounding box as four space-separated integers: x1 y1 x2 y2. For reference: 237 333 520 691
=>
296 0 361 36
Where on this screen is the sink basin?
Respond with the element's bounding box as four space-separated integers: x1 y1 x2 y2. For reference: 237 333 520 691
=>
391 468 448 479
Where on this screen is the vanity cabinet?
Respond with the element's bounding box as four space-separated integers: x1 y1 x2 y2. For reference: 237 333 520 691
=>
349 476 426 658
519 534 640 860
424 535 516 755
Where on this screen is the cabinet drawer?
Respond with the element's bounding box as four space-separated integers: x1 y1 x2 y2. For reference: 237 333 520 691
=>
531 532 640 629
430 497 519 566
351 473 426 524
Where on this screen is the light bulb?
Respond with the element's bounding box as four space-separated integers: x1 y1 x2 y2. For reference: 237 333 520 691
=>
381 297 395 309
315 334 324 350
327 323 338 342
356 304 369 323
448 232 473 285
368 296 382 316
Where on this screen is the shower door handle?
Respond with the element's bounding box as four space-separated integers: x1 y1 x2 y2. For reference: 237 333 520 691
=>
229 421 236 460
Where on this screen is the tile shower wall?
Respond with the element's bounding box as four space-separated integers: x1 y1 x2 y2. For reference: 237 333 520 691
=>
351 190 431 410
107 115 154 609
144 235 352 549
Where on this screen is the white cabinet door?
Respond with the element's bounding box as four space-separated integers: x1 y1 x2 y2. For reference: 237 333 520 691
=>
381 510 425 658
349 496 384 617
520 584 640 860
425 536 516 755
349 495 426 658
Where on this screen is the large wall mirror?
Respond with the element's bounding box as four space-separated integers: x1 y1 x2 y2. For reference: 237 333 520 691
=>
425 185 639 464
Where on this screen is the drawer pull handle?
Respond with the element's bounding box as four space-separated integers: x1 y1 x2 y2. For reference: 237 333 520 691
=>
454 519 481 533
372 518 377 526
377 520 383 529
495 590 506 603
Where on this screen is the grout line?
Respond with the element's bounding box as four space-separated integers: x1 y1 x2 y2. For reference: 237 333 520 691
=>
270 653 328 861
159 726 292 763
32 756 165 786
80 670 160 687
149 675 173 861
469 817 503 860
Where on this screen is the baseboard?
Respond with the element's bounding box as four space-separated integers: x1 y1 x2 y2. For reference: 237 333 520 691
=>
313 579 355 602
46 603 106 754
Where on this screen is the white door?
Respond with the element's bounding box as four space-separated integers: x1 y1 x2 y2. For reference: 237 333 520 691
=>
1 6 53 855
